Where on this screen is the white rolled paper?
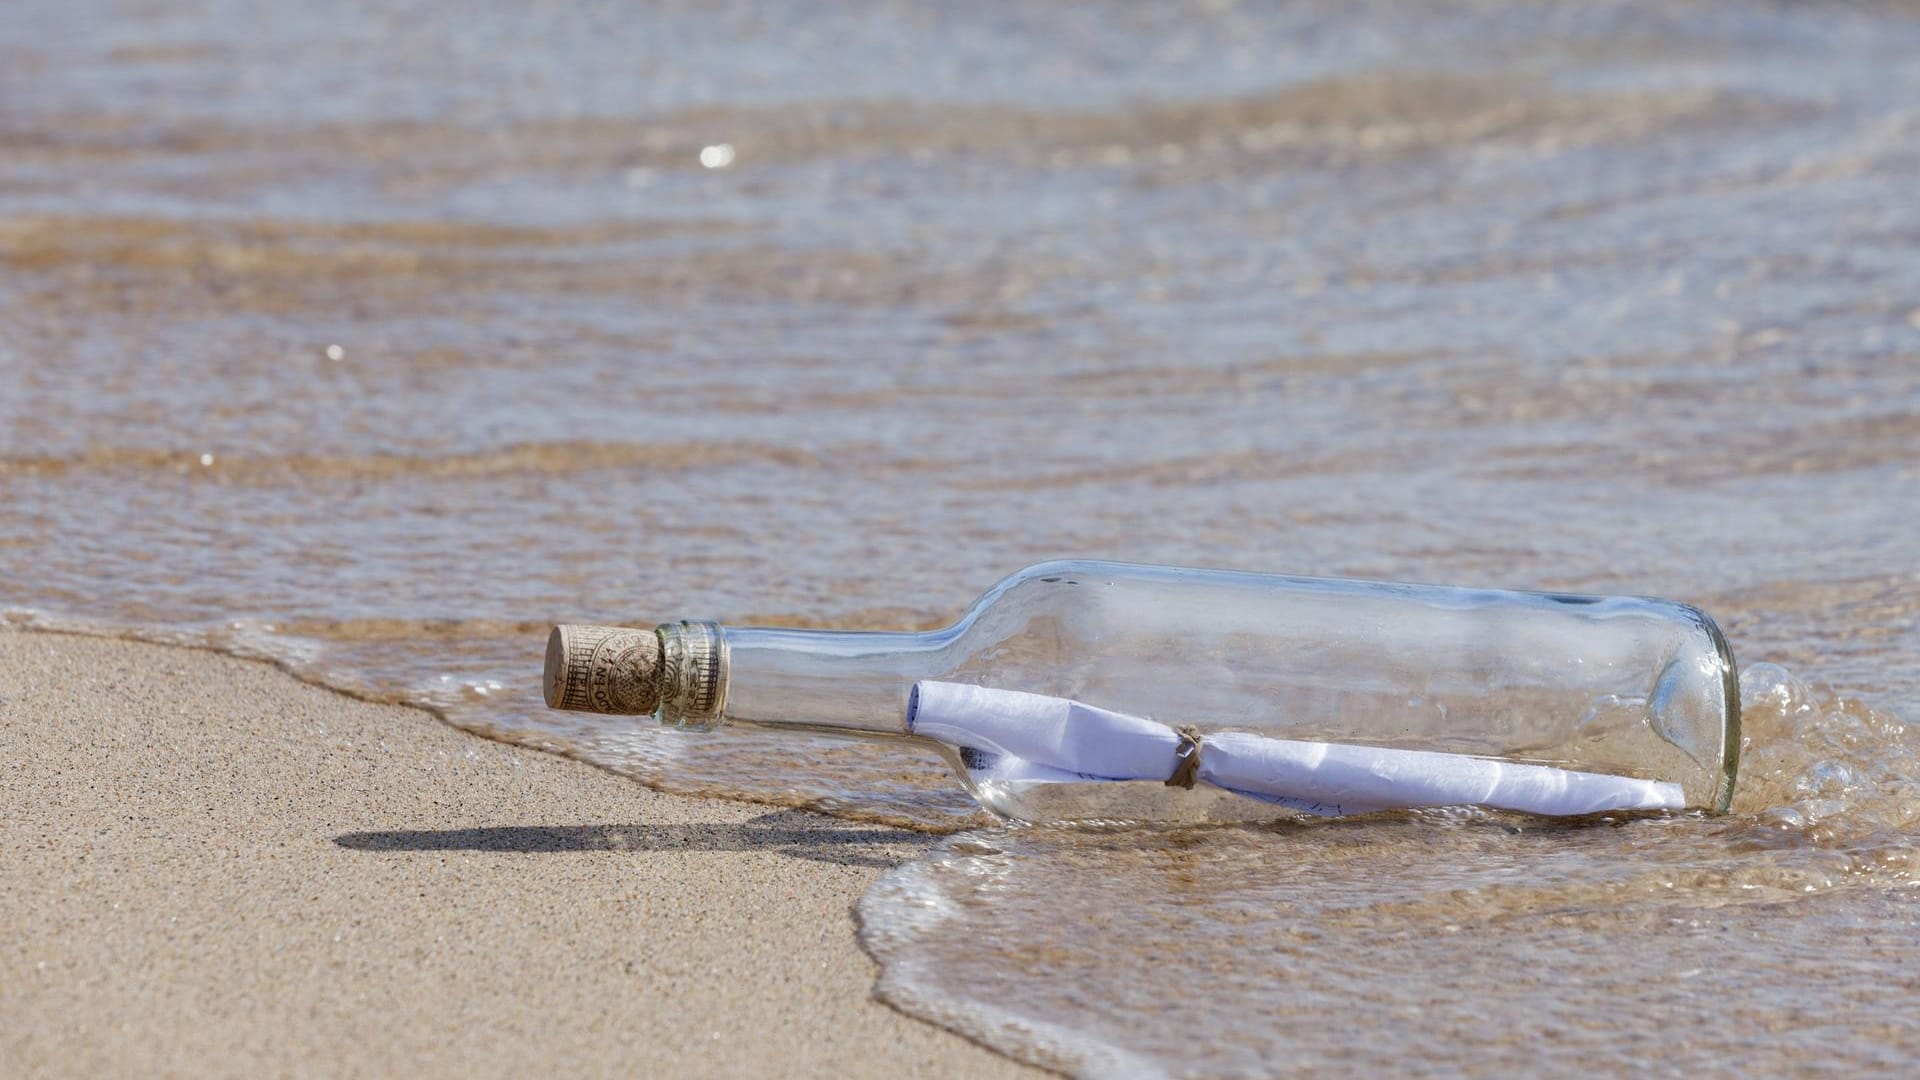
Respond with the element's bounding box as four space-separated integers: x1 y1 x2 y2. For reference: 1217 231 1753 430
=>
907 681 1685 817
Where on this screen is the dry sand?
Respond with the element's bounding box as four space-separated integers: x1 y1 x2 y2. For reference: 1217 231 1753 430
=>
0 631 1038 1078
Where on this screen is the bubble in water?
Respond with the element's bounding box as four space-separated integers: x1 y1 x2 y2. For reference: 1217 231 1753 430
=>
1742 661 1811 717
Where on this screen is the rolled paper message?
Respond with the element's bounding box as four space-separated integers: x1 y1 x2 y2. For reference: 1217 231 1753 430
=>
907 681 1686 817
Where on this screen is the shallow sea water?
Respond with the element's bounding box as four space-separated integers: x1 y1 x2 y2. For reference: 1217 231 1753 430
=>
3 1 1919 1074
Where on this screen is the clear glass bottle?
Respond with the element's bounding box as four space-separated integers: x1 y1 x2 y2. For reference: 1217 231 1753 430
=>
546 560 1739 823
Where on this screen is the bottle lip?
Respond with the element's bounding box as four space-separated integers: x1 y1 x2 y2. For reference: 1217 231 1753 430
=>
657 620 729 730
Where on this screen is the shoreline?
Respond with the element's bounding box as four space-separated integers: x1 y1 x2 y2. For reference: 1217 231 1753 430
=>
0 630 1038 1077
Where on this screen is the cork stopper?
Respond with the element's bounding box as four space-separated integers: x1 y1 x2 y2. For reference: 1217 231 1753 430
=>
544 621 729 727
545 624 663 715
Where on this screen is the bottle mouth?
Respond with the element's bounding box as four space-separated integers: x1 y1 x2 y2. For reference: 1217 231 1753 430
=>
656 620 729 730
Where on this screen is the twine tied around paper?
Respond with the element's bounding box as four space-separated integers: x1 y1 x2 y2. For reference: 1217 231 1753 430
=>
1165 725 1203 789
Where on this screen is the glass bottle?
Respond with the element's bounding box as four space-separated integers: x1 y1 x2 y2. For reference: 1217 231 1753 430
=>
546 560 1739 823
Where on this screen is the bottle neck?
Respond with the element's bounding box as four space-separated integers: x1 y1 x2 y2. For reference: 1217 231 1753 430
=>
714 624 957 737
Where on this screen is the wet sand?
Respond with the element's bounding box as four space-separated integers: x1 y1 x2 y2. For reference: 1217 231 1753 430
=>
0 631 1036 1078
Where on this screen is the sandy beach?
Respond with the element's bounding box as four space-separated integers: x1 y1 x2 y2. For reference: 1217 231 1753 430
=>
0 631 1036 1078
